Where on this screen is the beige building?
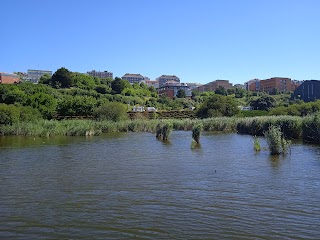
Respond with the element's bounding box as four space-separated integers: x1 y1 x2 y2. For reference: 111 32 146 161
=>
157 75 180 87
122 73 147 84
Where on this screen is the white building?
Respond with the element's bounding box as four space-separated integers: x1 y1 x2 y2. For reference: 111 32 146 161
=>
27 69 52 83
87 70 113 79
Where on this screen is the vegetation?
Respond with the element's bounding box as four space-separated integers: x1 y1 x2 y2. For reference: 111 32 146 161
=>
264 125 291 155
253 136 261 152
250 95 276 111
196 95 239 118
94 102 128 121
192 123 203 144
155 122 173 141
2 67 320 145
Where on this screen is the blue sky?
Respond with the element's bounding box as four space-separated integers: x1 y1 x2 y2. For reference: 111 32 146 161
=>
1 0 320 84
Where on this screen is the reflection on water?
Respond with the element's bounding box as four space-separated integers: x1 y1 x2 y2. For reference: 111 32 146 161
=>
0 131 320 239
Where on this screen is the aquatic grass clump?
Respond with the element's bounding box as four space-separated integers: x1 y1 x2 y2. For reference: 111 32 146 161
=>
156 123 163 139
192 123 203 144
162 122 173 141
155 122 173 141
264 125 290 155
253 136 261 152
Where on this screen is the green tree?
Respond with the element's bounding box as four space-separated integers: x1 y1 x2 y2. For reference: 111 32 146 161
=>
176 89 186 98
250 95 276 111
227 88 235 95
235 88 245 98
95 85 110 94
215 86 227 96
1 87 27 105
196 94 239 118
111 77 131 94
39 74 52 85
51 67 73 88
71 72 96 90
27 93 57 119
57 95 97 116
0 104 20 125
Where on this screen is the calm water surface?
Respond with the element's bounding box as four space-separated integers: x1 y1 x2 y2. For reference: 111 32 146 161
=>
0 132 320 239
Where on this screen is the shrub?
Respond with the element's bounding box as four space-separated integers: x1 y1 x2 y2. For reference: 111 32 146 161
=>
94 102 128 121
0 104 42 125
0 104 20 125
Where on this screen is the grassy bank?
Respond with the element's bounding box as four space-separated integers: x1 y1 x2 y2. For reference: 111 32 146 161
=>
1 114 320 143
0 117 236 137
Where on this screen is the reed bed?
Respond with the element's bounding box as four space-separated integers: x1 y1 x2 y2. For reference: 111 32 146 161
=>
236 116 303 139
1 114 320 144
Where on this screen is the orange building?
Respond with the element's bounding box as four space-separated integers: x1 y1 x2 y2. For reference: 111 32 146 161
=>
0 73 20 84
260 77 295 93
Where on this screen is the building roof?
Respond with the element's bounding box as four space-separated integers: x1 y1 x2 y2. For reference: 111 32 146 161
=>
122 73 144 78
158 75 179 78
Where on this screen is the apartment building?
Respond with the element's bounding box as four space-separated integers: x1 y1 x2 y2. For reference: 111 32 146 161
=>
196 80 233 92
185 83 203 90
87 70 113 79
145 80 159 88
158 82 192 99
0 72 20 84
260 77 302 93
122 73 147 84
157 75 180 87
27 69 52 83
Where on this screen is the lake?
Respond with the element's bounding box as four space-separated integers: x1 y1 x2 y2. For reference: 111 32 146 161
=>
1 131 320 239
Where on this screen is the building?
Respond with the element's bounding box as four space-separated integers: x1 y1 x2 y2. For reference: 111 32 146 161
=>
157 75 180 87
185 83 203 90
245 79 260 92
87 70 113 79
0 73 20 84
293 80 320 102
122 73 147 84
259 77 301 94
145 80 159 88
196 80 233 92
27 69 52 83
259 77 292 93
158 82 192 99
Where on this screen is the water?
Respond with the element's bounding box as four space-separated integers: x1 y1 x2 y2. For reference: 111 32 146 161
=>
1 132 320 239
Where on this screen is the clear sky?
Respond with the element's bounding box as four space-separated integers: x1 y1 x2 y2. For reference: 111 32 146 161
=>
1 0 320 84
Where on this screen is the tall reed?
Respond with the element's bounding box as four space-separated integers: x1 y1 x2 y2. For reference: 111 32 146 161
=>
253 136 261 152
162 123 173 141
192 123 203 144
264 125 290 155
